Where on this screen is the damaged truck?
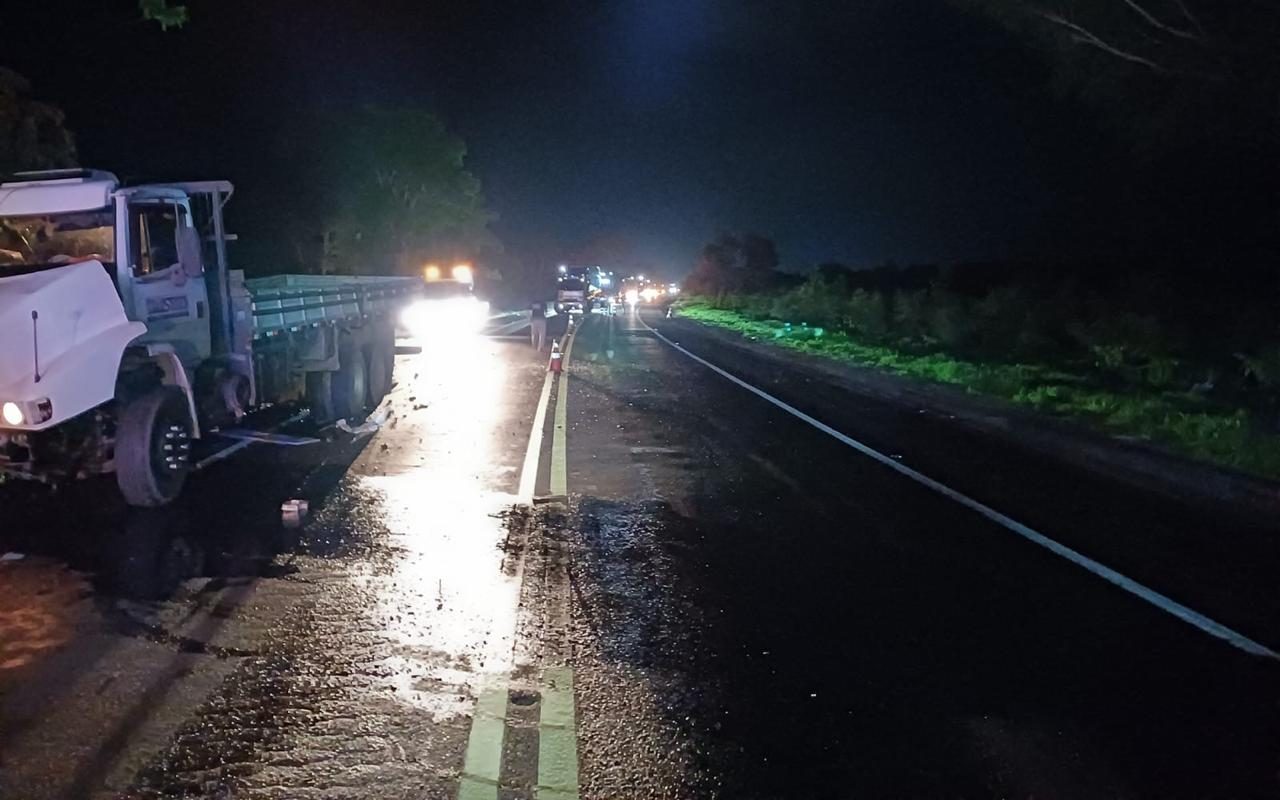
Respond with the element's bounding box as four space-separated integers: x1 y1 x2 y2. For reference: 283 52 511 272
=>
0 169 419 506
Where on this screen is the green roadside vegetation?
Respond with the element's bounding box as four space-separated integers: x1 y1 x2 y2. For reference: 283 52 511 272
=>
676 295 1280 482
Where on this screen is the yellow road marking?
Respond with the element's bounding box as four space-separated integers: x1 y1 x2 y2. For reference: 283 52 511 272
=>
536 666 579 799
457 679 509 800
549 326 577 497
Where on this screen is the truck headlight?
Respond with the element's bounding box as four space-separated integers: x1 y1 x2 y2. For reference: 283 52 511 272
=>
1 399 53 427
1 402 22 426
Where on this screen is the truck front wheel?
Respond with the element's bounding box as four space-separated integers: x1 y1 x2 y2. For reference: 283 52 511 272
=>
116 387 193 507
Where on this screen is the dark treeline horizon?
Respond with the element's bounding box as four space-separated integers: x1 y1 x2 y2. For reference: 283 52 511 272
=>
3 1 1280 289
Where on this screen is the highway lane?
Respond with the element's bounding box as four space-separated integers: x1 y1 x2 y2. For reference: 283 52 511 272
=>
0 330 550 799
560 306 1280 798
0 304 1275 799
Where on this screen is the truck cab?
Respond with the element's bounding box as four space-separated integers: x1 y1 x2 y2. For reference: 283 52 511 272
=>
0 170 240 504
0 171 212 358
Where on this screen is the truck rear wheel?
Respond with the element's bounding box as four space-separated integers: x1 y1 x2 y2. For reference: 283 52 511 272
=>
116 387 193 508
331 338 369 421
306 370 336 423
366 336 394 406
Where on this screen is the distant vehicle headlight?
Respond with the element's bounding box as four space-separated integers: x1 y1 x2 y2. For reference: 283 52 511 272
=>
2 402 23 426
400 297 489 339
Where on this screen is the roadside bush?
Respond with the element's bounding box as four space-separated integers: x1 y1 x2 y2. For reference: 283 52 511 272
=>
842 290 891 342
676 261 1280 480
892 291 931 346
1238 345 1280 390
769 276 844 329
1068 311 1169 365
927 290 978 351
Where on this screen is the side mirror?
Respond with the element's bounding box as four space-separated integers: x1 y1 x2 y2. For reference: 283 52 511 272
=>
178 225 203 278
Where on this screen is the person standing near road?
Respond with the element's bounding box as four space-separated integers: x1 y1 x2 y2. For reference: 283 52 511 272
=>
530 301 548 350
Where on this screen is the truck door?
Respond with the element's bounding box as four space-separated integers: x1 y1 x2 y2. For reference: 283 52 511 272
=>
128 200 212 366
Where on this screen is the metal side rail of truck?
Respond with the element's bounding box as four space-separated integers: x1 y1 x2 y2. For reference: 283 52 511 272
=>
0 169 421 506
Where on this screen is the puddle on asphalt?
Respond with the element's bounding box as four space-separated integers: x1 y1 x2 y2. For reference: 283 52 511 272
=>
358 334 529 718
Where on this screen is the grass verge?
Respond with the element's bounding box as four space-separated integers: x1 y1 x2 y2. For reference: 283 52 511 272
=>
676 303 1280 481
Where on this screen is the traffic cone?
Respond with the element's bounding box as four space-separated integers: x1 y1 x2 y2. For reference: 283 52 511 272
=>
549 340 563 373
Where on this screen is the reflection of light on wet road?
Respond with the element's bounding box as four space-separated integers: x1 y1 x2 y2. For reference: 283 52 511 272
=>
364 330 523 719
0 562 87 671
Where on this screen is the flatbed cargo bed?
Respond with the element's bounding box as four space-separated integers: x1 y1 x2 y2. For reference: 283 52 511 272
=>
245 274 421 338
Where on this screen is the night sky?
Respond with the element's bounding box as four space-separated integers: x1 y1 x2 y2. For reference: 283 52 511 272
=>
8 0 1126 279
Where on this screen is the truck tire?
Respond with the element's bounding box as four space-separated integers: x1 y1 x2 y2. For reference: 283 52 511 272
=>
116 387 193 508
331 338 368 421
306 370 336 423
366 337 394 406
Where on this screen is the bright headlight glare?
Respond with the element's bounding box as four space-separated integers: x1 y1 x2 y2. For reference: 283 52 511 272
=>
401 298 488 338
2 401 24 426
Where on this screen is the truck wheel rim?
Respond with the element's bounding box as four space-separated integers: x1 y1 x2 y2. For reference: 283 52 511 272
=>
154 409 192 489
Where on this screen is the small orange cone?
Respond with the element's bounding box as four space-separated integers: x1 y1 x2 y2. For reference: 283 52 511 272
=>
549 340 563 373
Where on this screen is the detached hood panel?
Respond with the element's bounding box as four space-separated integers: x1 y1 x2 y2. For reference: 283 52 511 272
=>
0 262 146 427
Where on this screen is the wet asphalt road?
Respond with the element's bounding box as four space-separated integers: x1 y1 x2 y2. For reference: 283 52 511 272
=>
0 331 548 799
0 307 1277 798
563 307 1280 798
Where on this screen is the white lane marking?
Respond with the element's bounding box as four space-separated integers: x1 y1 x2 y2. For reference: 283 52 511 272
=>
641 317 1280 661
519 371 556 504
193 410 310 471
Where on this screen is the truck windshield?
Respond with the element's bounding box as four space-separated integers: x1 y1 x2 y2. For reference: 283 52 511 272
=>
559 278 585 291
0 209 115 277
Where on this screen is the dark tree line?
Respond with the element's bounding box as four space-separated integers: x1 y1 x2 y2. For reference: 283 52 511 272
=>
0 69 76 175
955 1 1280 268
958 1 1280 152
685 233 781 295
266 107 497 277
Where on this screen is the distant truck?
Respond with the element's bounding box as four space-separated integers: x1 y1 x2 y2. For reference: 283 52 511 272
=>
0 169 420 506
398 261 489 338
555 264 606 314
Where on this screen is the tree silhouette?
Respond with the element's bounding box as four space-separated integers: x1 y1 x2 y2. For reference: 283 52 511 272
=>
278 107 496 275
0 68 76 175
957 1 1280 153
687 233 780 294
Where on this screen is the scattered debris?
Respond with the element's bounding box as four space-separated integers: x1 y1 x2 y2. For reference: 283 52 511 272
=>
280 499 309 528
217 429 320 446
336 408 389 438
